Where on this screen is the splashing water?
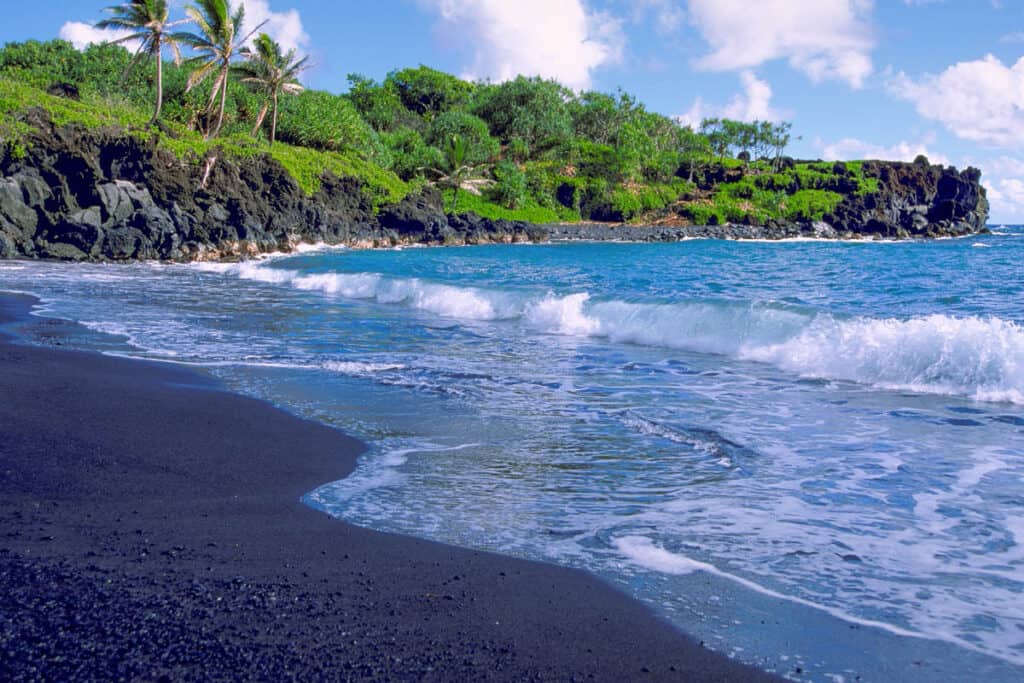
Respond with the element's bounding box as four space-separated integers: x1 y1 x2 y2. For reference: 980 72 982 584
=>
3 229 1024 681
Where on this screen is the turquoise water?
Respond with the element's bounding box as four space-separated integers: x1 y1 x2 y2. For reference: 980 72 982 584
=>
2 229 1023 681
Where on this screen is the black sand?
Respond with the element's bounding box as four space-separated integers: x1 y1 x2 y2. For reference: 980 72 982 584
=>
0 292 779 681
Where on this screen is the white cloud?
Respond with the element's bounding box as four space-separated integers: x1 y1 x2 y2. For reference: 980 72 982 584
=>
986 178 1024 223
985 156 1024 176
60 2 309 57
677 70 783 127
230 0 309 54
888 55 1024 149
417 0 624 90
818 136 949 165
1000 32 1024 44
631 0 686 34
970 156 1024 223
58 22 140 52
686 0 875 88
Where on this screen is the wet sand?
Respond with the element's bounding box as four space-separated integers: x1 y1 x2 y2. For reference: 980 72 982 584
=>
0 292 779 681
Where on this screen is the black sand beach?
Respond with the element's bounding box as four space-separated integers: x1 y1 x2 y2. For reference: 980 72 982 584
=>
0 292 779 681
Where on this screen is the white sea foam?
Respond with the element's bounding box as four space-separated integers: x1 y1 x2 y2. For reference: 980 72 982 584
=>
523 293 600 335
198 262 515 320
323 361 406 375
615 536 941 641
200 262 1024 404
740 314 1024 404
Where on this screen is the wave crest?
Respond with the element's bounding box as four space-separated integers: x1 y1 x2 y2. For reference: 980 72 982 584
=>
198 262 1024 403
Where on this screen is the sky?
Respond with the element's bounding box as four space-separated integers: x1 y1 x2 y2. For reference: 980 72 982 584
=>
1 0 1022 223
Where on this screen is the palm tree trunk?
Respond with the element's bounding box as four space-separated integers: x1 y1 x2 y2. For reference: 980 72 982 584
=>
212 65 229 137
270 93 279 146
251 101 269 137
152 36 163 124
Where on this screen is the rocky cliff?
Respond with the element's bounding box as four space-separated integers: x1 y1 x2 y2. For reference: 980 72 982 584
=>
818 159 988 238
0 110 542 261
0 112 990 262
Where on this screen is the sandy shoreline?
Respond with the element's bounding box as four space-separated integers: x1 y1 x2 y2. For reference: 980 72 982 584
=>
0 292 778 681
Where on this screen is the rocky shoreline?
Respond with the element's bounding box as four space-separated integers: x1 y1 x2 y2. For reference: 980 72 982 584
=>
0 110 990 262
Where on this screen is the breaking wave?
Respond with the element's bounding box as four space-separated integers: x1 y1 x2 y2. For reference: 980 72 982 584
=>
198 262 1024 404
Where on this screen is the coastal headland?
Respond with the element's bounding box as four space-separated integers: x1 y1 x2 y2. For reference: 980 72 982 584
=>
0 293 782 681
0 77 989 263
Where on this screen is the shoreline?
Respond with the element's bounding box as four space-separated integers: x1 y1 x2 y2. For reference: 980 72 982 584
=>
0 292 781 681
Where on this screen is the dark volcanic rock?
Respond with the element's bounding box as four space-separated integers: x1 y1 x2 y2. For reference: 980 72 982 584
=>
0 111 542 261
824 161 988 238
0 111 990 260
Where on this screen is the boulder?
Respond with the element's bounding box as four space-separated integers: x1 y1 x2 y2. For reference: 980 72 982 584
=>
379 188 449 240
0 177 38 232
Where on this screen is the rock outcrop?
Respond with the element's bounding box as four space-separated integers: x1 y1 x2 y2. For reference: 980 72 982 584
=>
0 111 990 262
824 160 988 238
0 110 539 261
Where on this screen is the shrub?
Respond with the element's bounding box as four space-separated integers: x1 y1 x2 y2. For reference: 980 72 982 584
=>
782 189 844 221
491 161 527 209
277 90 388 163
381 128 442 180
426 111 499 165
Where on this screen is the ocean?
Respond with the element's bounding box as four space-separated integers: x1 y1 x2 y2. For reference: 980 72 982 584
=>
2 228 1023 681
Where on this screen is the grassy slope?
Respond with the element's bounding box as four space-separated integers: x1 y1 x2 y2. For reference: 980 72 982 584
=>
0 78 409 209
0 77 881 226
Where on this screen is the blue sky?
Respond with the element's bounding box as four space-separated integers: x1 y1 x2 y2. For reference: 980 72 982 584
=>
2 0 1023 222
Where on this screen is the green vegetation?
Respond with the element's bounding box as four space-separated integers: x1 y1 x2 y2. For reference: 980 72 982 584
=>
95 0 183 124
233 32 309 145
0 5 885 224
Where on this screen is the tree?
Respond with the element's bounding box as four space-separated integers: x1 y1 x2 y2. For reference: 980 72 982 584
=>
177 0 264 138
233 33 308 145
676 125 711 182
428 134 475 213
346 73 409 132
96 0 183 123
700 118 729 160
425 111 499 165
472 76 574 158
386 65 474 118
769 121 793 172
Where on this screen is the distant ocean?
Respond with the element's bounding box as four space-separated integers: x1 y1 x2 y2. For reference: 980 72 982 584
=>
3 227 1023 681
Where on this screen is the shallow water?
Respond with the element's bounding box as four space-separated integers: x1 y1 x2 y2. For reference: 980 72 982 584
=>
2 228 1024 681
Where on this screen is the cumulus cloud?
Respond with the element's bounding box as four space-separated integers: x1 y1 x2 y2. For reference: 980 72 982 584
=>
985 156 1024 176
59 22 139 52
631 0 686 34
677 71 783 127
818 135 949 165
986 178 1024 223
417 0 624 90
686 0 874 88
970 156 1024 222
888 55 1024 148
230 0 309 54
60 2 309 57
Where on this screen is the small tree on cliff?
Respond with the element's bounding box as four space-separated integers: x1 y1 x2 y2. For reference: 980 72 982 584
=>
426 134 475 213
177 0 264 138
96 0 184 124
233 33 308 145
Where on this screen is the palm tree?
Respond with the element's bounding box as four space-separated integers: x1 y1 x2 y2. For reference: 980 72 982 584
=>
96 0 184 124
429 135 475 213
176 0 264 138
233 33 308 145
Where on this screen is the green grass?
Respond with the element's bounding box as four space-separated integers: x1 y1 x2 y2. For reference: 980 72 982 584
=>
612 179 693 221
781 189 844 221
445 188 579 223
0 77 411 207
